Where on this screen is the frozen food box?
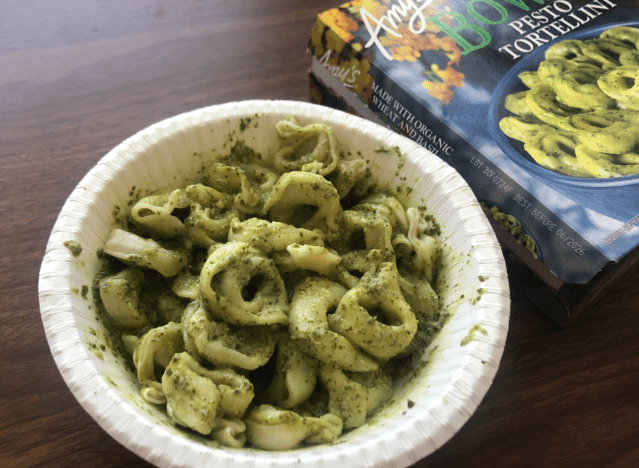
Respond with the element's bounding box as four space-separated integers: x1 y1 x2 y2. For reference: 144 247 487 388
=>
308 0 639 326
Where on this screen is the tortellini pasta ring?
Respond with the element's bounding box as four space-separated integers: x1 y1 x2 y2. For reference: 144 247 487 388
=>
553 69 613 110
356 192 409 230
406 207 440 283
161 352 253 437
523 131 592 178
544 39 586 61
319 364 392 428
182 298 277 370
498 115 554 142
130 189 189 237
102 228 189 278
517 71 541 88
598 66 639 109
184 202 239 247
228 217 324 253
601 26 639 48
504 90 533 116
327 262 418 361
133 322 185 404
203 163 261 214
558 110 639 154
273 118 340 176
620 50 639 68
263 171 341 233
525 85 582 126
260 333 318 409
244 405 343 451
537 57 600 83
98 267 148 329
330 158 368 199
340 210 394 254
579 38 631 70
286 244 342 276
575 145 639 178
200 241 289 326
164 352 254 419
288 276 379 372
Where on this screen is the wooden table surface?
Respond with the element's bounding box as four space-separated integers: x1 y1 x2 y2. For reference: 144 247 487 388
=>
2 1 638 467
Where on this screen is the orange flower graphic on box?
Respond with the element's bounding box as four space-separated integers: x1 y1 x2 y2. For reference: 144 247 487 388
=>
345 0 466 105
318 8 360 43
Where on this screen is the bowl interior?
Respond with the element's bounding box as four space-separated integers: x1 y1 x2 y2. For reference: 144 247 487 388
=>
39 100 509 468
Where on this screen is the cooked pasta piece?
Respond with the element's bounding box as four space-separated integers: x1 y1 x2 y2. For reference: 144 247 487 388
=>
319 364 392 428
182 183 238 247
244 405 342 450
340 209 394 253
130 189 189 237
203 163 262 214
330 158 368 199
327 262 417 360
559 110 639 154
272 116 340 176
263 171 341 233
171 270 200 299
103 228 188 277
228 218 324 253
498 114 553 142
524 130 593 177
355 192 409 230
162 352 253 435
133 322 185 404
98 267 147 328
182 298 276 370
553 68 612 110
286 244 341 276
575 145 639 177
210 418 247 448
261 334 318 409
398 273 439 319
288 276 378 372
200 241 289 326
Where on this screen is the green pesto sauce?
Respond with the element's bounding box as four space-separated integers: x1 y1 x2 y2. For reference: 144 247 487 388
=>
373 146 392 154
63 240 83 257
222 140 263 166
239 115 260 132
469 287 485 306
239 117 253 131
90 123 459 449
460 324 488 346
481 202 537 258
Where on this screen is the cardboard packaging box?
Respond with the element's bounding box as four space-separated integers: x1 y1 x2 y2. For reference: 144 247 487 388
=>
308 0 639 326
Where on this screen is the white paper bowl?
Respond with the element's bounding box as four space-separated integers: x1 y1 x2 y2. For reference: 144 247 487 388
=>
39 100 510 468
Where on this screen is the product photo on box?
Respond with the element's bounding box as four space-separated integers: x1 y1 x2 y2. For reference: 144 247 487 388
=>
308 0 639 326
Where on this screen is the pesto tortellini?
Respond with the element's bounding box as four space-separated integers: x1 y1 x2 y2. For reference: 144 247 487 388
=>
499 26 639 178
95 117 445 450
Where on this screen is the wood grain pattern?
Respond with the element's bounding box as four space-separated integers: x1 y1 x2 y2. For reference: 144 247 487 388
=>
1 1 637 467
